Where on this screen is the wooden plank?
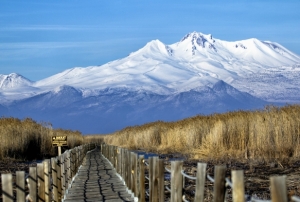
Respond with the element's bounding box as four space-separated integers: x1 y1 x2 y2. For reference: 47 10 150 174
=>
195 163 207 202
37 163 45 202
43 160 50 202
117 148 120 173
1 173 13 202
158 159 165 202
232 170 245 202
122 148 126 180
67 150 71 186
171 161 183 202
73 148 76 174
130 152 134 193
213 165 226 202
16 171 25 202
56 157 62 200
138 155 145 202
51 158 58 202
59 154 65 194
148 157 153 202
63 148 134 201
270 175 288 202
133 153 139 198
152 157 159 202
29 167 37 202
114 146 118 168
127 149 132 189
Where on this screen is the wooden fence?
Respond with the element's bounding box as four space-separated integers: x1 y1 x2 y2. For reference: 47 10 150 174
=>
1 143 95 202
101 144 300 202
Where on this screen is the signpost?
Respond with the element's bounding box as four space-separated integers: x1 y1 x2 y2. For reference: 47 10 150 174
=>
52 136 68 156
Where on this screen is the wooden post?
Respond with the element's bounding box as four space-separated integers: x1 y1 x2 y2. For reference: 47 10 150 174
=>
171 161 183 202
117 148 121 174
109 145 111 162
63 152 68 189
195 163 207 202
67 150 71 186
43 160 50 202
149 157 159 202
72 148 76 175
213 165 226 202
59 154 65 194
270 175 288 202
127 150 132 189
1 173 13 202
138 155 145 202
124 149 128 185
158 159 165 202
232 170 245 202
56 157 62 201
134 153 139 198
29 167 37 202
114 146 118 168
149 157 154 202
58 146 61 156
16 171 25 202
131 152 138 197
37 163 45 202
131 152 136 195
122 148 126 180
51 158 58 202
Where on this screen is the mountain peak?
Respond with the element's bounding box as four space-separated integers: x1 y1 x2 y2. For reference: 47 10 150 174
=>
132 39 173 57
181 32 214 42
176 31 217 56
0 73 33 89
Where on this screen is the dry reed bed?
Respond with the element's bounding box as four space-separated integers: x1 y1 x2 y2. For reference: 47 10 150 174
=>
0 117 84 160
103 105 300 161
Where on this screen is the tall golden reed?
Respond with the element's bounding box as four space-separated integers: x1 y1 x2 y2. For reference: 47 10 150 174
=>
102 105 300 161
0 117 84 160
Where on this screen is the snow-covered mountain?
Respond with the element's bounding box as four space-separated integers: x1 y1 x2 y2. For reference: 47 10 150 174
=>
1 32 300 133
0 73 33 89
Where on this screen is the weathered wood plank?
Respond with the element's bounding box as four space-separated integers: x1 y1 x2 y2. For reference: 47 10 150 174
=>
213 165 226 202
232 170 245 202
270 175 288 202
64 147 134 201
16 171 25 202
195 163 207 202
171 161 183 202
37 163 45 202
43 160 50 202
29 167 37 202
138 155 145 202
1 173 13 202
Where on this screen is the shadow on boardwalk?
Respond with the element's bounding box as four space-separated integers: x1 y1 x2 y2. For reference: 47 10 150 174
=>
64 147 135 202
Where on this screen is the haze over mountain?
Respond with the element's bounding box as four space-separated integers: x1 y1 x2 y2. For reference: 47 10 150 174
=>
1 32 300 133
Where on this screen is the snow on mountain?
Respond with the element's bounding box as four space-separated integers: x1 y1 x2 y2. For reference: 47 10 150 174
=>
0 73 40 103
1 31 300 133
0 73 33 89
31 31 300 95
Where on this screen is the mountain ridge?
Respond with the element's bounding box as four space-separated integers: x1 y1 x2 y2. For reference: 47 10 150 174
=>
0 31 299 133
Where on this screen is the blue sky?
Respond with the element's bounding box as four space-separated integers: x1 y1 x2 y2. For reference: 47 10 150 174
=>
0 0 299 81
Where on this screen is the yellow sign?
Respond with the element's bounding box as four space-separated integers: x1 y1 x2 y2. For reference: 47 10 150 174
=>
52 136 68 146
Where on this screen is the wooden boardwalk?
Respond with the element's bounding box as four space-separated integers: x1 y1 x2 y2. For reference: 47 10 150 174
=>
63 147 135 202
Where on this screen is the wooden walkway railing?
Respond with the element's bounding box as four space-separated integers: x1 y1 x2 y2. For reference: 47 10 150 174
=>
101 144 300 202
1 144 95 202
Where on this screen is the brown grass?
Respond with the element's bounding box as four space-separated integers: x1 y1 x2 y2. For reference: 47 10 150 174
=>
102 105 300 162
0 117 84 160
